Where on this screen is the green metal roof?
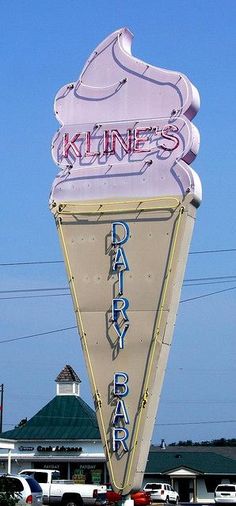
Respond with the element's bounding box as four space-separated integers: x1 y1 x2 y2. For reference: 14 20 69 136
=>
0 395 100 440
146 451 236 474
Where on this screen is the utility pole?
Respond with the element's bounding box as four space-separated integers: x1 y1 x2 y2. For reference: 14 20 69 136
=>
0 384 3 433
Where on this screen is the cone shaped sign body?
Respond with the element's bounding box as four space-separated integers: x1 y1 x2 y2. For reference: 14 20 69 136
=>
50 29 202 494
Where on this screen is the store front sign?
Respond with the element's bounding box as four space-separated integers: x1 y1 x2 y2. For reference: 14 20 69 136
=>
50 28 201 495
37 446 82 453
19 446 35 452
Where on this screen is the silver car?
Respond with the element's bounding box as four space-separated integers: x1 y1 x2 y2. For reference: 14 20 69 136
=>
0 474 43 505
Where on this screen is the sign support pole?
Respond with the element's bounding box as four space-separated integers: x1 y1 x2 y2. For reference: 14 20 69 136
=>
121 496 134 506
0 384 3 433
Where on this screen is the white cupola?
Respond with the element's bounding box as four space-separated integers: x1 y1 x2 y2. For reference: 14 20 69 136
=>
55 365 81 396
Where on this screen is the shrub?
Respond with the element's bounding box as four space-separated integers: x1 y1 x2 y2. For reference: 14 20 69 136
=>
0 476 19 506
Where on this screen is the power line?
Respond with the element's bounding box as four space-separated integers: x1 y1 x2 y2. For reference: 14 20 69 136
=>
32 416 236 425
0 326 77 345
3 418 236 428
183 275 236 287
0 287 69 294
184 280 236 287
184 275 236 282
1 275 236 296
168 367 236 372
0 260 63 266
161 400 236 404
189 248 236 255
0 248 236 267
180 285 236 303
156 419 236 426
1 284 236 303
0 285 235 344
0 294 70 300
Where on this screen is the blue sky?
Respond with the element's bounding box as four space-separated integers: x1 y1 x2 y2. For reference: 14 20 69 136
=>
1 0 236 444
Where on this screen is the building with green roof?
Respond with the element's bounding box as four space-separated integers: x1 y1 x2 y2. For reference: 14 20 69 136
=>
144 447 236 502
0 365 106 484
0 395 100 441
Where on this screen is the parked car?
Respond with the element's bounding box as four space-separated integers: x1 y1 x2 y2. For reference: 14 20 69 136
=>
131 491 151 505
214 484 236 503
143 483 179 504
0 474 43 505
19 468 105 506
105 485 151 506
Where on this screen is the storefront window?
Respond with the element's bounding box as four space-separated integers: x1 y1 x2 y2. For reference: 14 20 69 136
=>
70 463 104 484
34 462 67 479
205 477 223 493
205 477 236 492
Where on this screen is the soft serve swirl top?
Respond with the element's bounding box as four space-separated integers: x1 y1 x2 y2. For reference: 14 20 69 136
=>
50 28 201 205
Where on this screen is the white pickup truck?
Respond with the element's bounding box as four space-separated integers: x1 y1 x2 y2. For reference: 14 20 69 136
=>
19 469 106 506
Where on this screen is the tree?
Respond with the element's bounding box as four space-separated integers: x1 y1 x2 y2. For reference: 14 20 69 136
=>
0 476 19 506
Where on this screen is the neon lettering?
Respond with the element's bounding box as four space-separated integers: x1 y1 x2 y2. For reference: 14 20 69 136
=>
111 221 130 453
103 129 132 154
112 322 129 349
112 428 129 452
112 297 129 322
113 247 129 271
112 221 130 246
113 372 129 397
62 126 179 159
111 221 130 349
63 133 81 158
134 128 151 152
113 399 129 425
85 131 100 157
160 125 179 151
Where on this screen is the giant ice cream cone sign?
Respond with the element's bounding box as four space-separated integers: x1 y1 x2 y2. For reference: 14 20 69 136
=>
50 29 201 494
